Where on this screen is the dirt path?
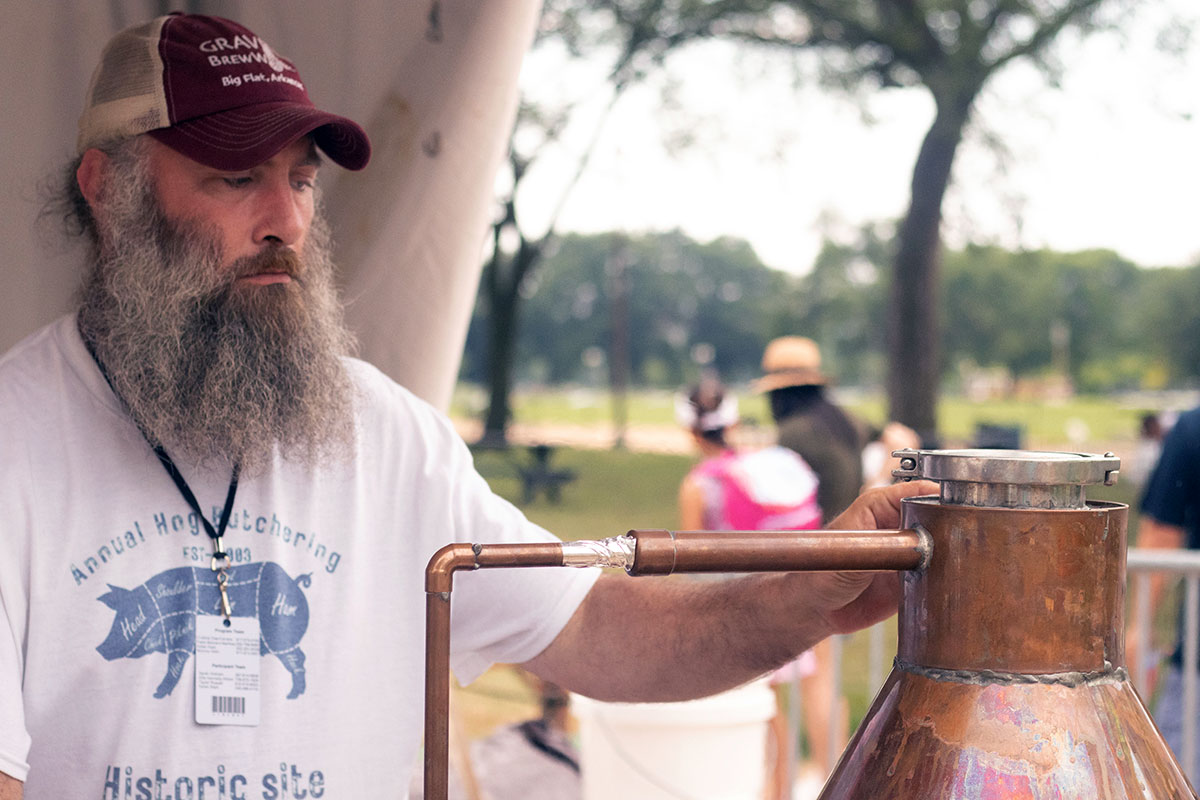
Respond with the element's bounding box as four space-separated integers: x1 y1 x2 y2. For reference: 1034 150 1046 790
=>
453 418 696 454
453 417 1136 456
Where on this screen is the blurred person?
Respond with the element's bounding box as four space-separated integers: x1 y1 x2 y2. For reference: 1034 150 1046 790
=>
1128 411 1166 488
756 336 872 522
754 335 905 776
676 377 847 789
676 375 821 532
1126 403 1200 782
861 421 922 491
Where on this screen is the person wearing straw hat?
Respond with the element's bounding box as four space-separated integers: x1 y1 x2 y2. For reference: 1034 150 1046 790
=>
0 13 933 799
676 375 822 533
756 336 873 523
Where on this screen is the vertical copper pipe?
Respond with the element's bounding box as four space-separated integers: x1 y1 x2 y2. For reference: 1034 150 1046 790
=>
423 530 925 800
424 590 453 800
424 544 477 800
424 542 565 800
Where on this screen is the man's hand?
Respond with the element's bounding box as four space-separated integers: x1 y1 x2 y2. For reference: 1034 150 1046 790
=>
803 480 938 636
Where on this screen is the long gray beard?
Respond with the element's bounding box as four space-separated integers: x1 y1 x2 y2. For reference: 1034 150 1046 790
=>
76 146 357 476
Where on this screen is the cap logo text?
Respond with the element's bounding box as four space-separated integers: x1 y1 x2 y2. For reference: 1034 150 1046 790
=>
199 36 289 73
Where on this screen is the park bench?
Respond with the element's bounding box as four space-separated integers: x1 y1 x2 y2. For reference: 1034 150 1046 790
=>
516 444 577 504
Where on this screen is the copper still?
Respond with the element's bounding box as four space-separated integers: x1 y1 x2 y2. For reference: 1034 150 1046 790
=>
423 449 1197 799
820 448 1195 799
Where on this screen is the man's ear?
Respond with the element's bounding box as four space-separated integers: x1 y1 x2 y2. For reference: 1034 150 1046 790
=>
76 148 110 211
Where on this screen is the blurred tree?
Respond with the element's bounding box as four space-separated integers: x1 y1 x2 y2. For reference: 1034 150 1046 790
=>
468 230 793 388
778 224 891 385
1141 262 1200 385
940 246 1145 390
477 0 754 445
464 227 1200 395
478 0 1184 443
710 0 1139 438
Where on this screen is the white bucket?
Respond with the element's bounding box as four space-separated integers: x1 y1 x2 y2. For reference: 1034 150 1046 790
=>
572 680 777 800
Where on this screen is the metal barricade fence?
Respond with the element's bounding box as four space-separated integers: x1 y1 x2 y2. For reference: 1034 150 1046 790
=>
1127 547 1200 781
800 548 1200 785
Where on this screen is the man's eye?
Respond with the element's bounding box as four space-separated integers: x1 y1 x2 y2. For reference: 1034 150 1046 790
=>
223 176 253 188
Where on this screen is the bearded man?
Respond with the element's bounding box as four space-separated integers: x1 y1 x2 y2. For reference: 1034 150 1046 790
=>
0 13 927 799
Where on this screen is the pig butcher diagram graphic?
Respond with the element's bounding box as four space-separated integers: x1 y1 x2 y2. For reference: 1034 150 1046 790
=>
96 562 311 699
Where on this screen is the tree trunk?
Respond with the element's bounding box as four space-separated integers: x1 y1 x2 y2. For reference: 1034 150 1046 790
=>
481 268 519 447
607 241 631 449
481 239 542 446
887 97 973 443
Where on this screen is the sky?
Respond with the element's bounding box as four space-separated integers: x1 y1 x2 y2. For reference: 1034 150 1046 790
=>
516 3 1200 277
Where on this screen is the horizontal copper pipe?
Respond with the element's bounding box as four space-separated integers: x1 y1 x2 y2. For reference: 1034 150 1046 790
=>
628 528 928 575
425 541 565 593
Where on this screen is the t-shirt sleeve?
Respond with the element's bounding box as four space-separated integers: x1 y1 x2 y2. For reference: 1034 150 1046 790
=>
0 582 30 782
1140 412 1200 533
443 457 599 684
0 409 32 781
350 362 601 686
371 377 599 685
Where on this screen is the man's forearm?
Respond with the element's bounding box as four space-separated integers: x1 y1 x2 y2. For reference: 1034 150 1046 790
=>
525 481 934 703
0 772 21 800
526 571 836 702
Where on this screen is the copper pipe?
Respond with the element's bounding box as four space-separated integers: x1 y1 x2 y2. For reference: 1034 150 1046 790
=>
629 528 927 575
424 542 565 799
423 529 922 800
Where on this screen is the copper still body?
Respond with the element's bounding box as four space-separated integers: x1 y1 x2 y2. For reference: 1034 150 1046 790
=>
819 449 1196 799
423 449 1197 799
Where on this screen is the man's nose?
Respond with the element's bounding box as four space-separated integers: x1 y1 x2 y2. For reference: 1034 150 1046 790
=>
252 179 308 247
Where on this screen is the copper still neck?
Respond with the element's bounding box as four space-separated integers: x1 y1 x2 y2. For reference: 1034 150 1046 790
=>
898 499 1125 674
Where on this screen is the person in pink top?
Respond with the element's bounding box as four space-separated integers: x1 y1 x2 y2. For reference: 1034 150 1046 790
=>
676 376 844 794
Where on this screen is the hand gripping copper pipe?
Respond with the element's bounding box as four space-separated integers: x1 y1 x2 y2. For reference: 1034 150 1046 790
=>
423 527 926 800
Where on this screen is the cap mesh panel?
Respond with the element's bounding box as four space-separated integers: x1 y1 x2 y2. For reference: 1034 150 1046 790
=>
77 18 168 151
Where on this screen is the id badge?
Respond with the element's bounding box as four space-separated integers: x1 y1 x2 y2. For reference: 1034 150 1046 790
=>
195 614 261 726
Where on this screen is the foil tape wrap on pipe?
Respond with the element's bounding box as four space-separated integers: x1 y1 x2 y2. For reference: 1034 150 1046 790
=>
560 535 637 570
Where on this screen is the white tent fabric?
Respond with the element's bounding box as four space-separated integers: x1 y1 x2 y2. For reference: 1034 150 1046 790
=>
1 0 539 411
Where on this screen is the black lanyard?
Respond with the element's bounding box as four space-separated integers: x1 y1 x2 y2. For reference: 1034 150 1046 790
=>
81 334 241 565
151 443 241 565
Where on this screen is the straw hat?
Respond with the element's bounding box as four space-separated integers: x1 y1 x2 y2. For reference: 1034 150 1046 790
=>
753 336 828 392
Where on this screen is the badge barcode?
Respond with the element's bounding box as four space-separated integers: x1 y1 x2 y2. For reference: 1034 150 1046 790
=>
212 695 245 715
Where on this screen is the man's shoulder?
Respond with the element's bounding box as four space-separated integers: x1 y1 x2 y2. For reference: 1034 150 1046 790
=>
1156 405 1200 458
0 315 79 397
341 356 429 412
340 356 458 438
0 316 71 368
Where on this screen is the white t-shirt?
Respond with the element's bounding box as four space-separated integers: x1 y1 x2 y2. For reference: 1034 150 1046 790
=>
0 315 598 798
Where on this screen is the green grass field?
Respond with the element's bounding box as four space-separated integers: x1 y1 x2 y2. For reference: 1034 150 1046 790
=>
454 384 1158 452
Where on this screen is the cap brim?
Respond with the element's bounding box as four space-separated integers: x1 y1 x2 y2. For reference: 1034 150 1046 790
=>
149 101 371 171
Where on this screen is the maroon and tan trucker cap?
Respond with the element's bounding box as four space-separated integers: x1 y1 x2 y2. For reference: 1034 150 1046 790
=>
76 13 370 171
